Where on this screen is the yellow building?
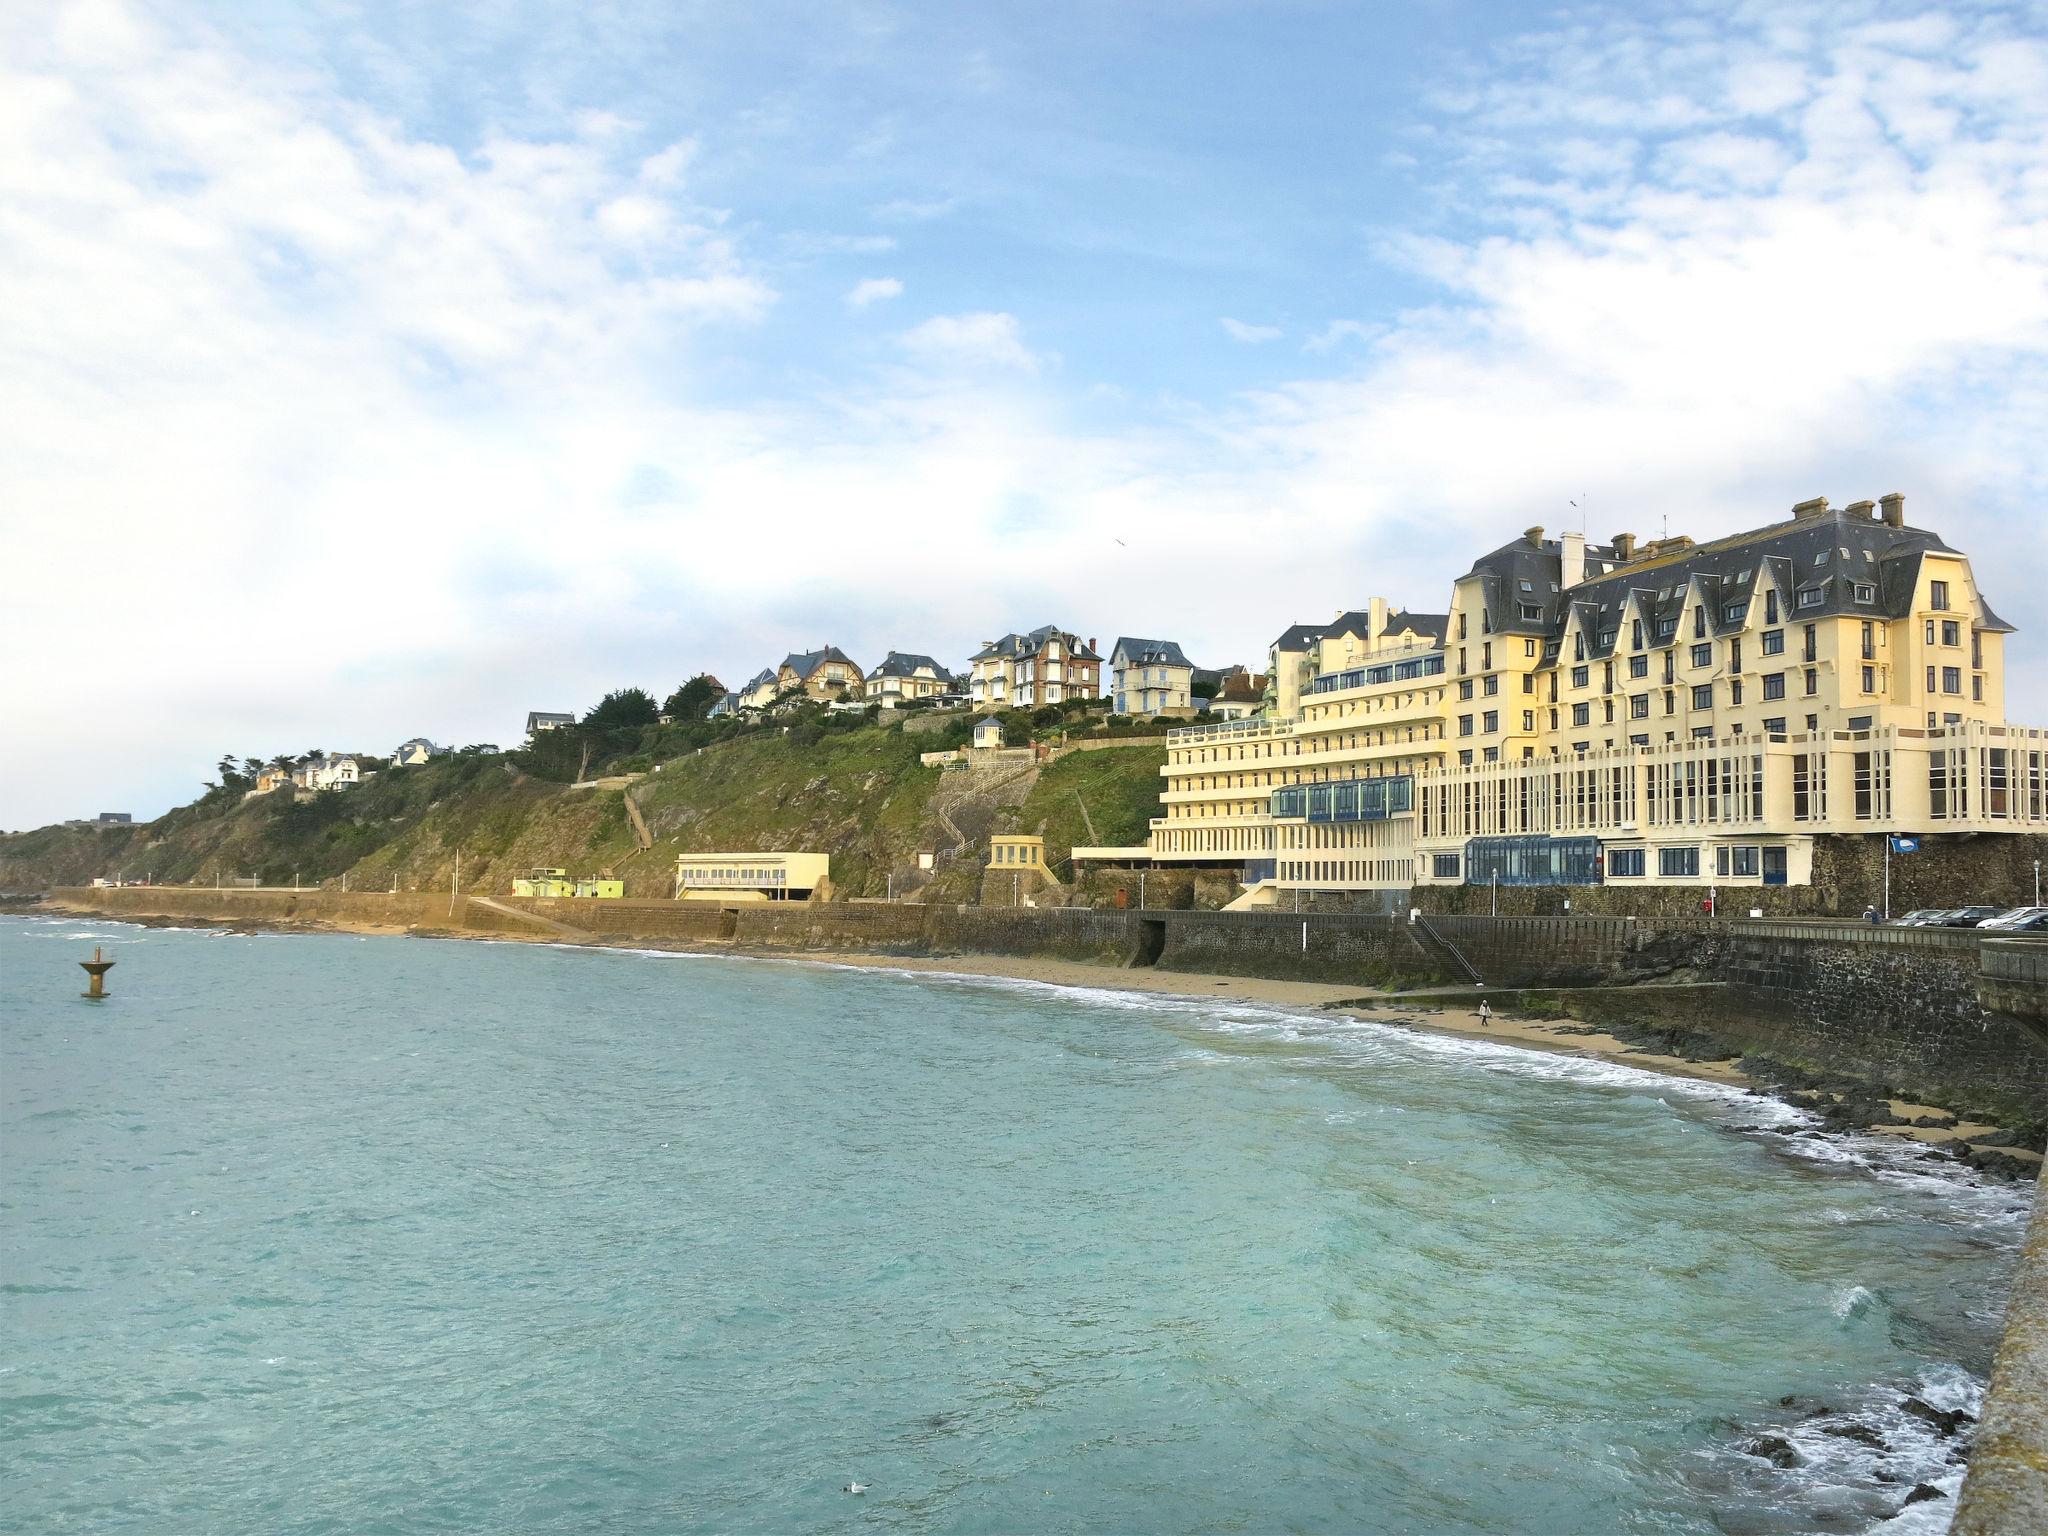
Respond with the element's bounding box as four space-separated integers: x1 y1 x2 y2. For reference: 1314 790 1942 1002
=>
778 647 864 704
513 867 576 897
674 852 829 901
1076 494 2041 897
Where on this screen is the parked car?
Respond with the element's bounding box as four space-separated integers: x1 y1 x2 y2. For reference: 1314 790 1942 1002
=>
1978 905 2048 930
1936 905 2008 928
1890 909 1948 926
2001 911 2048 933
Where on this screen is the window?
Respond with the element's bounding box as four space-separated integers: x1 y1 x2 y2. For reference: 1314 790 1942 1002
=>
1458 715 1474 736
1432 854 1461 878
1796 588 1823 609
1853 583 1875 603
1862 665 1876 693
1763 717 1786 737
1925 619 1937 644
1630 693 1649 718
1730 679 1744 704
1848 714 1872 731
1659 847 1700 877
1459 679 1474 699
1631 619 1643 650
1728 637 1742 672
1803 624 1818 662
1764 673 1785 700
1597 631 1615 651
1609 848 1645 878
1657 618 1677 639
1572 703 1590 726
1942 666 1961 694
1942 620 1960 646
1722 602 1745 624
1861 621 1876 660
1691 685 1713 710
1522 711 1535 732
1930 579 1950 611
1628 654 1648 678
1482 643 1493 669
1664 689 1675 714
1483 675 1499 696
1523 674 1536 694
1690 643 1712 668
1520 604 1544 621
1804 667 1818 696
1926 665 1937 692
1762 629 1783 655
1524 638 1538 657
1717 846 1760 877
1482 711 1498 733
1973 676 1983 702
1571 665 1589 688
1663 652 1675 684
1766 591 1780 623
1692 725 1715 739
1693 606 1706 638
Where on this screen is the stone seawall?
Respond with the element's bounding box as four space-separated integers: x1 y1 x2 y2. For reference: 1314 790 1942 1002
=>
42 887 2048 1122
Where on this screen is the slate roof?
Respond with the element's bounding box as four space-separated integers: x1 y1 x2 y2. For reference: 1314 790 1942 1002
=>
1461 506 2010 664
971 625 1101 662
1268 609 1448 653
869 651 954 682
1110 636 1193 669
781 646 861 680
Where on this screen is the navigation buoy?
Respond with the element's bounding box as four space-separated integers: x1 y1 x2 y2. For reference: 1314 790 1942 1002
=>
79 947 114 1000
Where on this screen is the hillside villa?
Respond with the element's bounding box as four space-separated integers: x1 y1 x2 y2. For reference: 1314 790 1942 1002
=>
968 626 1102 710
778 647 865 704
1109 637 1196 716
866 651 958 706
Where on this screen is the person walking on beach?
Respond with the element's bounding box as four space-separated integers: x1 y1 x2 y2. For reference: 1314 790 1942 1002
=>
1477 998 1493 1028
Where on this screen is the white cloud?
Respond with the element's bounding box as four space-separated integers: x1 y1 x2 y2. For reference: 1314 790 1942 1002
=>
4 0 2047 829
1220 317 1282 344
897 311 1038 371
846 276 904 308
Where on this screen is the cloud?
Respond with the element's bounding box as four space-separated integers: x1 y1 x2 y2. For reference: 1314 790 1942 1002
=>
871 195 958 223
1220 317 1282 344
3 0 2047 828
1303 320 1378 354
846 276 904 308
897 311 1038 371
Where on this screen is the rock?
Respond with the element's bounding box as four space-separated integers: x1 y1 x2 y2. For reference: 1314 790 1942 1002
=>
1969 1128 2025 1148
1901 1483 1945 1507
1910 1114 1958 1129
1744 1435 1803 1469
1822 1422 1887 1449
1967 1148 2035 1182
1899 1397 1973 1436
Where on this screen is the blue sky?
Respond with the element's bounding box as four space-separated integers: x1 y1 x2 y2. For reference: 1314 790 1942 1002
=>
3 0 2046 826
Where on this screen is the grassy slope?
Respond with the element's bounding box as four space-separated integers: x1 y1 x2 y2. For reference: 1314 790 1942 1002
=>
2 721 1171 903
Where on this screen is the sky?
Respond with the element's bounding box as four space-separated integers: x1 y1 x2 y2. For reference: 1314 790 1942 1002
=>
3 0 2046 828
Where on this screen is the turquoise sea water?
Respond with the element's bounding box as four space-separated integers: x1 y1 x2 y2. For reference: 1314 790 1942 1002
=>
0 917 2024 1535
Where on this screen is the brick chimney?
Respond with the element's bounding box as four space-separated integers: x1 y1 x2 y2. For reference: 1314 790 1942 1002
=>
1844 499 1876 520
1879 491 1905 528
1791 496 1830 521
1612 532 1636 562
1560 530 1587 589
1524 525 1545 547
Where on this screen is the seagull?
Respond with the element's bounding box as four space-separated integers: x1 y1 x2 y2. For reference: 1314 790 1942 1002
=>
843 1482 869 1495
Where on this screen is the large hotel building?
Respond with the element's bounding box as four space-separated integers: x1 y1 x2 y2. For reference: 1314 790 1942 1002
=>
1077 494 2045 899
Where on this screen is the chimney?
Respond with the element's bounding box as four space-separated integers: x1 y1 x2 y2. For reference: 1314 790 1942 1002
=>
1524 525 1545 547
1369 595 1388 639
1844 499 1876 520
1612 532 1636 562
1791 496 1830 521
1559 530 1587 589
1086 637 1095 655
1880 491 1905 528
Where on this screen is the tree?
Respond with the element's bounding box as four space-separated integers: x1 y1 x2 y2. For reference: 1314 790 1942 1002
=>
583 688 659 731
662 674 723 721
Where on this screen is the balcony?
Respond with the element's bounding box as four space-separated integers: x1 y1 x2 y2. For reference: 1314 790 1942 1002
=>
1271 775 1415 823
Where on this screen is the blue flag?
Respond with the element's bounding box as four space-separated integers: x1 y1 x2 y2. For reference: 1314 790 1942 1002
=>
1889 835 1920 853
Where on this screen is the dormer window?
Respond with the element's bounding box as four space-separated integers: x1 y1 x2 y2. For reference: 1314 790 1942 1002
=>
1815 550 1831 565
1853 583 1876 603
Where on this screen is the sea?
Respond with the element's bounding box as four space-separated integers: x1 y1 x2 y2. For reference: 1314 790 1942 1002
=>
0 915 2026 1534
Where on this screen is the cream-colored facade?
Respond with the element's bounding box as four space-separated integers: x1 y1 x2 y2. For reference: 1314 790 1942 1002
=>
674 852 829 901
777 647 864 704
866 652 956 706
1077 495 2037 895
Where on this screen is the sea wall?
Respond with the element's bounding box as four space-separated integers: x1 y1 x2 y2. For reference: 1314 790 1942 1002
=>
41 886 2048 1122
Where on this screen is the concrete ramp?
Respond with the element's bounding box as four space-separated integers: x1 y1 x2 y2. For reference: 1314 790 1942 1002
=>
466 897 593 941
1223 883 1280 912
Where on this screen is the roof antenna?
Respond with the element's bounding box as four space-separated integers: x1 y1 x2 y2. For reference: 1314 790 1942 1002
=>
1567 493 1588 536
